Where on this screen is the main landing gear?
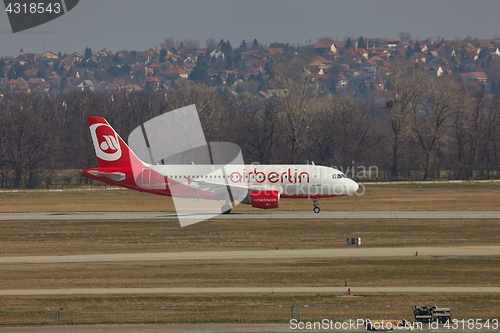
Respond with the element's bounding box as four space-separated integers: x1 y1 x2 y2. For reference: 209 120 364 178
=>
313 198 320 213
221 203 232 214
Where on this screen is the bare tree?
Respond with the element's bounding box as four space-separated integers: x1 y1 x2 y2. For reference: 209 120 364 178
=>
236 100 286 164
160 37 178 50
398 32 412 41
384 57 428 179
409 76 467 180
273 55 320 163
205 38 218 51
182 38 200 51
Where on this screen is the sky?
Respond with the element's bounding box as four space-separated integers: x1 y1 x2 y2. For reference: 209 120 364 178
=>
1 0 500 57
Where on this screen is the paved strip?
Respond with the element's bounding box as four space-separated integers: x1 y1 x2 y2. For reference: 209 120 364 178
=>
1 246 499 264
0 323 343 333
1 286 499 296
0 211 500 221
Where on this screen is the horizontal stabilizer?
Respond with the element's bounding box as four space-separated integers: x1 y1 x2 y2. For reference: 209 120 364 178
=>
85 170 126 181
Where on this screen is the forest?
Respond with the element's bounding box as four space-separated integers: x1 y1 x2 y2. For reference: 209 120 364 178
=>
0 57 499 189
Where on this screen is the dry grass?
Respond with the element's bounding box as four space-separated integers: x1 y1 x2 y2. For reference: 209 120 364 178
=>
2 257 499 290
0 182 500 212
1 219 499 256
1 294 499 324
1 183 499 324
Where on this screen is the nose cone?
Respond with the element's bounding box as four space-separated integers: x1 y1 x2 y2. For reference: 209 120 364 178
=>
347 179 359 195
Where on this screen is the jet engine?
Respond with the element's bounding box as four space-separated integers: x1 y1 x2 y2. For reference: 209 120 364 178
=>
241 190 280 209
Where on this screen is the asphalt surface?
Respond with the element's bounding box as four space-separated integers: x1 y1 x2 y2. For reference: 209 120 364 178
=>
0 210 499 221
1 246 499 264
0 323 497 333
1 286 500 296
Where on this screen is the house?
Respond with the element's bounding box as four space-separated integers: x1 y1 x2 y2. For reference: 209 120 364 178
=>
77 80 95 91
41 51 58 59
336 74 348 86
39 51 58 66
28 78 50 92
345 48 368 60
309 56 334 68
136 51 151 63
367 56 384 66
70 52 83 63
6 78 28 90
165 54 180 63
24 68 39 78
15 53 34 66
367 38 399 49
460 72 488 86
144 76 160 90
14 86 31 94
184 55 198 64
427 66 441 77
268 43 285 57
95 48 113 60
396 41 411 48
249 59 268 72
146 63 161 76
468 72 488 82
123 83 142 92
210 49 224 59
164 66 188 79
313 41 337 55
60 57 74 68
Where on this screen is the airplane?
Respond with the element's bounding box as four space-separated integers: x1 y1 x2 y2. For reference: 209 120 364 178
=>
83 116 359 215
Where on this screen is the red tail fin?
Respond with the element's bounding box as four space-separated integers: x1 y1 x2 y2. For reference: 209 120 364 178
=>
87 116 145 169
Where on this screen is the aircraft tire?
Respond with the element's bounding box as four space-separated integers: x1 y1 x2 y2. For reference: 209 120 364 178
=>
221 204 232 214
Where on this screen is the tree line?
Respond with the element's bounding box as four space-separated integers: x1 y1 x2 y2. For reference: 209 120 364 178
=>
0 58 499 188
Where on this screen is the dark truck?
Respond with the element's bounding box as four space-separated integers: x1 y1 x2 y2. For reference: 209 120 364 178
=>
414 305 451 323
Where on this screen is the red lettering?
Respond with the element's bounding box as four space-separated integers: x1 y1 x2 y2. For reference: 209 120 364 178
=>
228 168 310 185
268 171 279 183
254 168 266 183
230 171 242 183
299 171 309 183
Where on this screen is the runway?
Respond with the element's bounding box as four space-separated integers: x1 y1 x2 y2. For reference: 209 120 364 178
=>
1 210 500 221
1 286 500 296
0 323 494 333
1 246 499 264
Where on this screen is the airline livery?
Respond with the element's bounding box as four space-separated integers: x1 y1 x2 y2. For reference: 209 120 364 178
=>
83 117 359 214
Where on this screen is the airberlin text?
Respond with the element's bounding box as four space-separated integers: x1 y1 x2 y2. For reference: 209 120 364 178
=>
229 168 309 184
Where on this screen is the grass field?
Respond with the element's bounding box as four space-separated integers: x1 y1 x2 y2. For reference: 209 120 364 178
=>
1 219 500 256
0 182 500 212
0 183 499 324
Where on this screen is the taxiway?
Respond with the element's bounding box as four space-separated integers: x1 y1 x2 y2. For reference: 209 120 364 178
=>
0 210 499 221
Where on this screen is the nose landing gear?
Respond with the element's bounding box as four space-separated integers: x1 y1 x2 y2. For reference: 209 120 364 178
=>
313 198 320 213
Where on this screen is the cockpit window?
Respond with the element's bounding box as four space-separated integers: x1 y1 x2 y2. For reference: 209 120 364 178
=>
333 173 346 179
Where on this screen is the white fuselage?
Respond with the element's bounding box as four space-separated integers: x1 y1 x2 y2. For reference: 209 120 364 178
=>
145 164 359 199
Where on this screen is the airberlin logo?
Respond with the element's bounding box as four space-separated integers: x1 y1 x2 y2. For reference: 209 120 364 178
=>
229 168 310 184
4 0 79 33
89 123 122 162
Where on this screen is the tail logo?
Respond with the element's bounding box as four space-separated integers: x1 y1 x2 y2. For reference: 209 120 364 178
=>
89 123 122 161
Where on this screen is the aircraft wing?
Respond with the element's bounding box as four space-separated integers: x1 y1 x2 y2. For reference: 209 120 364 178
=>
178 176 281 196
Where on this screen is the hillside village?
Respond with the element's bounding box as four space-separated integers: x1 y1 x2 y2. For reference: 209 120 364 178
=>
1 36 500 98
